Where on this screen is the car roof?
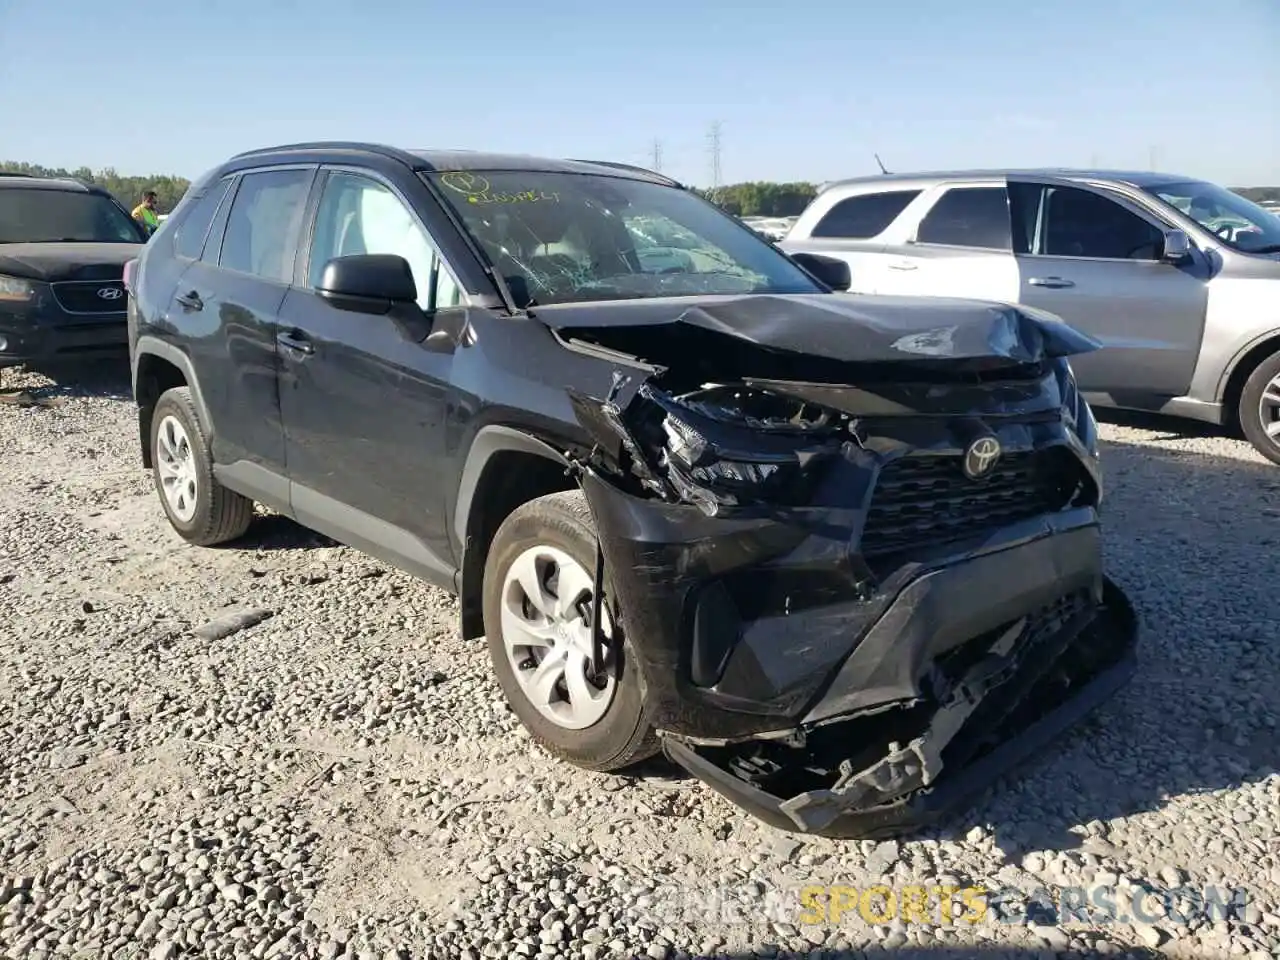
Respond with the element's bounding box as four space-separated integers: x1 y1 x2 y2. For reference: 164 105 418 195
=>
0 174 95 192
226 141 679 186
820 168 1202 192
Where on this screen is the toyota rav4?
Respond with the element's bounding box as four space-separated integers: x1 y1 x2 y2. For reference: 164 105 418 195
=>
125 142 1138 837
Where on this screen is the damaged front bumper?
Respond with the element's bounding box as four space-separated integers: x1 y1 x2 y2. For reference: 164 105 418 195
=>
555 299 1137 838
583 460 1138 837
665 577 1137 840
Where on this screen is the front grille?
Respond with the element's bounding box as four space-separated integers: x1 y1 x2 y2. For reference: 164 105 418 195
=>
51 280 126 315
860 448 1082 559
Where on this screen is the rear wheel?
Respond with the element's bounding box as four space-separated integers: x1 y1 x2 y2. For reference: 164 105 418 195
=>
482 490 658 771
1238 349 1280 466
150 387 254 544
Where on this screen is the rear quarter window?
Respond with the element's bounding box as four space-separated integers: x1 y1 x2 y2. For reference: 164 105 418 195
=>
810 190 921 239
174 178 233 260
915 186 1012 250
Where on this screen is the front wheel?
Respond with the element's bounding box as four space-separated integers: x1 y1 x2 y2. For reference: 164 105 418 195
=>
1238 349 1280 467
482 490 658 771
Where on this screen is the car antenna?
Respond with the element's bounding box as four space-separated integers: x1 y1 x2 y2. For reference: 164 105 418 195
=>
874 153 891 175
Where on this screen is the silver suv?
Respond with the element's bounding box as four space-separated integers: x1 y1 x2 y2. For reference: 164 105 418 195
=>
780 170 1280 464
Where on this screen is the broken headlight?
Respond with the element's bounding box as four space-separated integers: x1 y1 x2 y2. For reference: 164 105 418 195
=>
641 384 844 515
1059 359 1098 458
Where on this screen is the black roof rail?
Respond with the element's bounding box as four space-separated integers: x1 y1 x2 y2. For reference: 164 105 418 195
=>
567 159 682 187
230 140 422 167
0 171 94 191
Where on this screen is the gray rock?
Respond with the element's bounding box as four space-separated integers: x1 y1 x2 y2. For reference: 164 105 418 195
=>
135 912 162 941
772 838 802 862
192 608 274 642
1135 923 1167 948
152 886 180 911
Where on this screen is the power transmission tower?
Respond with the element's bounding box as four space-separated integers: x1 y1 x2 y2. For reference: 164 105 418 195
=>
707 122 723 188
650 139 664 173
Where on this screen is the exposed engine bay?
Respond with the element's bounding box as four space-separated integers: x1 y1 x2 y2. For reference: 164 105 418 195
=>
542 293 1139 837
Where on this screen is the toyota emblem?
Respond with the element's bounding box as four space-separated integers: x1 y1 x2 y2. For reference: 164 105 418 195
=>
97 287 123 300
962 436 1002 479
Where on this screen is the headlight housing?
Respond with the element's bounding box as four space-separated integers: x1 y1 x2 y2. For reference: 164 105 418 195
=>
0 275 35 303
640 384 844 515
1059 359 1098 458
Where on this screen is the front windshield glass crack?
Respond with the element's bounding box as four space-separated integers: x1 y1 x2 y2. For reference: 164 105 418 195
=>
427 170 821 305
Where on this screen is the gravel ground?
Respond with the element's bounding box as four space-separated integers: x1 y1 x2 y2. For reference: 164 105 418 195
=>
1 362 1278 960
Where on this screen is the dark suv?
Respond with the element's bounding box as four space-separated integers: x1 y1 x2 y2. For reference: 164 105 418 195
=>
126 142 1138 837
0 174 147 374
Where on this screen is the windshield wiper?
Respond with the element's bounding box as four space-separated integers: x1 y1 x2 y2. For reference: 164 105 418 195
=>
1246 244 1280 254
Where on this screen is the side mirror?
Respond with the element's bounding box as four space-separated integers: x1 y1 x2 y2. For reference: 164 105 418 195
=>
1161 229 1193 264
318 254 418 314
791 252 852 292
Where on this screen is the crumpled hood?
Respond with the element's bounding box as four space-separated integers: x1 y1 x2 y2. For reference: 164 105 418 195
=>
0 242 144 282
537 293 1101 368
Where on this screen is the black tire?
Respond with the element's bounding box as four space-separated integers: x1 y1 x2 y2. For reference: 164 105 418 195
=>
1238 348 1280 467
149 387 254 545
482 490 658 771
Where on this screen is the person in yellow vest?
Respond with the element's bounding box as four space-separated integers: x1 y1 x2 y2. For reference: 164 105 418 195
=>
131 190 160 236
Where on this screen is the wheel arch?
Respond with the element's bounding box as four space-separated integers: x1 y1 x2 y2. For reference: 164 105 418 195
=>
453 426 577 641
133 337 212 469
1219 331 1280 429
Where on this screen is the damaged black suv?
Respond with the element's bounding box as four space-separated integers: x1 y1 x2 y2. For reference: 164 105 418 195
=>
126 142 1138 838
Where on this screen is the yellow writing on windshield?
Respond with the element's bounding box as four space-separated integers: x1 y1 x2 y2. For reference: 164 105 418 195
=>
466 189 560 205
439 172 559 206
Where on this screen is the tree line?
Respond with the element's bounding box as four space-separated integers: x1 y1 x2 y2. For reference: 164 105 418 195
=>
693 181 819 217
0 161 190 214
3 158 1276 219
1234 186 1280 204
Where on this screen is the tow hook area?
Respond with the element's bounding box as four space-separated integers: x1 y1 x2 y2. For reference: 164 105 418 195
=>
803 618 1028 812
663 578 1139 839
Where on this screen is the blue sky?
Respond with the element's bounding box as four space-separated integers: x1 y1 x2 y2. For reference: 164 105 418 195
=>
2 0 1277 187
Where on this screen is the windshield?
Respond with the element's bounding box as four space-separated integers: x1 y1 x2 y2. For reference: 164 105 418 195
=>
425 170 824 304
0 188 146 244
1144 180 1280 254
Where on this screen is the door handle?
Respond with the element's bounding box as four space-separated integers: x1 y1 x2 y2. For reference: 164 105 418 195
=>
174 291 203 311
887 260 918 271
276 331 315 357
1028 276 1075 289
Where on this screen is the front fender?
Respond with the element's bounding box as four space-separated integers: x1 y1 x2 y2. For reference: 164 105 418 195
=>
450 425 570 554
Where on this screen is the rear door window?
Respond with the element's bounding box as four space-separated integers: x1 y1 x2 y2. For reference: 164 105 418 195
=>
218 169 313 283
810 190 921 239
915 186 1012 250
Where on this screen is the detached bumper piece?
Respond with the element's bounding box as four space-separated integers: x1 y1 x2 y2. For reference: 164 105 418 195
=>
663 578 1138 839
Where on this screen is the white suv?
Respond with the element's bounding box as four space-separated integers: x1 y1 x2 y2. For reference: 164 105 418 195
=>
781 169 1280 464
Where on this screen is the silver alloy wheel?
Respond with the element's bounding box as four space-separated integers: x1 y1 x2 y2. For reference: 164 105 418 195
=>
156 415 199 523
500 544 617 730
1260 372 1280 446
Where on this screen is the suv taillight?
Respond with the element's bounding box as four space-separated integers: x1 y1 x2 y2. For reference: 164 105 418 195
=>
122 258 138 294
